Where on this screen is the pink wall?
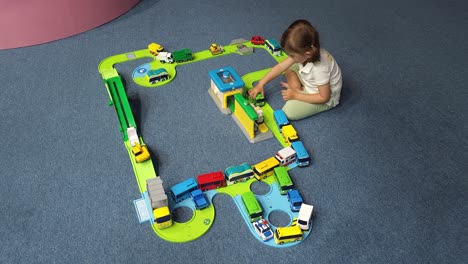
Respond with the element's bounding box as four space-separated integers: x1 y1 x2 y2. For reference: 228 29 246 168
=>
0 0 141 50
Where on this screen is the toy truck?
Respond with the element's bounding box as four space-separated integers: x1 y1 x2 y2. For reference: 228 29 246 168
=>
172 48 193 63
146 178 173 229
209 43 223 55
131 143 150 163
156 51 173 63
190 189 209 210
148 42 164 55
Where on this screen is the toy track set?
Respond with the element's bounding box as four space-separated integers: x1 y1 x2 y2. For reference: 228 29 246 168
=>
98 37 314 248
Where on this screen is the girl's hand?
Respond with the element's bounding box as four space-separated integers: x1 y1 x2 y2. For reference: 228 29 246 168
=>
280 82 297 101
249 84 264 99
280 81 291 90
281 87 297 101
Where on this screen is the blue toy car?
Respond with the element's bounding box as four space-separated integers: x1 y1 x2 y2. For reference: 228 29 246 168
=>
287 189 303 212
190 189 209 210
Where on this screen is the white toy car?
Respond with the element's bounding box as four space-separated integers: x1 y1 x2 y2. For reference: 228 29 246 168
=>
252 218 274 241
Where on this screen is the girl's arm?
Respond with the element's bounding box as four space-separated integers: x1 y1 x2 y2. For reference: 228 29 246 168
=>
249 57 295 98
281 83 331 104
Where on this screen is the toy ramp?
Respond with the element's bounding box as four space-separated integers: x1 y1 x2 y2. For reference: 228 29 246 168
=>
0 0 140 50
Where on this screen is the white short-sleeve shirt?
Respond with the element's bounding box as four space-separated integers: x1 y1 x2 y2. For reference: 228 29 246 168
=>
290 48 342 107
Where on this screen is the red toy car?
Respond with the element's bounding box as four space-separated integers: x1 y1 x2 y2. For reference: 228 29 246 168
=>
250 35 265 45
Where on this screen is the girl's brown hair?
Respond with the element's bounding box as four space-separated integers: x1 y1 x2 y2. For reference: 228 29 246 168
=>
280 19 321 63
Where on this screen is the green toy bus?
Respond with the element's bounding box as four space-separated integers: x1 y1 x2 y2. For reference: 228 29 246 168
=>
241 191 263 222
273 167 294 195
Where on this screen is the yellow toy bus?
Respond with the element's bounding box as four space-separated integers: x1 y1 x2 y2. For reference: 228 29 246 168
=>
252 157 280 180
153 206 172 229
274 224 303 244
281 124 299 145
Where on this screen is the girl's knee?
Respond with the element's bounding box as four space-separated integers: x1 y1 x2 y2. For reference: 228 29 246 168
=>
282 106 306 120
282 101 331 120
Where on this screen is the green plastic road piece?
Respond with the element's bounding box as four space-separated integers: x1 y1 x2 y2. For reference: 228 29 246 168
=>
125 140 157 193
102 40 289 89
126 138 216 243
107 77 130 140
152 204 215 243
101 68 119 80
106 75 137 140
98 49 153 74
241 68 272 89
98 38 293 244
113 76 136 129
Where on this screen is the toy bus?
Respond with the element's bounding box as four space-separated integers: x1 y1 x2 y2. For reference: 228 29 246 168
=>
273 109 289 131
224 163 254 185
265 38 282 56
275 146 297 166
274 225 303 244
146 68 169 84
273 166 294 195
282 124 299 145
197 171 226 191
291 141 310 167
241 191 263 222
252 157 280 180
170 178 198 203
153 206 173 229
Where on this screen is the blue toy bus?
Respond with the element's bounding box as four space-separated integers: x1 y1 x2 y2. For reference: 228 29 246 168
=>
291 141 310 167
170 178 198 203
265 38 282 56
146 68 169 84
273 109 289 132
225 163 254 185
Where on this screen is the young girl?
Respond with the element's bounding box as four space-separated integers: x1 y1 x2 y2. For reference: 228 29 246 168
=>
249 19 342 120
